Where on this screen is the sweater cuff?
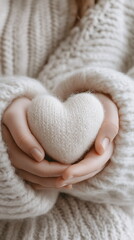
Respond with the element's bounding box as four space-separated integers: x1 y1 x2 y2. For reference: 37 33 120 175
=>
54 67 134 205
0 76 58 219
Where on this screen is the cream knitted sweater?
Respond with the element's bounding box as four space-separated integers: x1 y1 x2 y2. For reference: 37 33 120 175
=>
0 0 134 239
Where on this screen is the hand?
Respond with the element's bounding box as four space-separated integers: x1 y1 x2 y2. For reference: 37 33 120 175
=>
2 97 70 189
2 97 45 162
56 93 119 188
2 124 70 189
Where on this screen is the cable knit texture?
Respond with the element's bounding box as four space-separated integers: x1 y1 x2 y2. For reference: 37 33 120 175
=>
0 195 134 240
0 0 134 239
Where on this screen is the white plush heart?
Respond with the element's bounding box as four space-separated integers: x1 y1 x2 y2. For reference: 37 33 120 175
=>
27 93 104 164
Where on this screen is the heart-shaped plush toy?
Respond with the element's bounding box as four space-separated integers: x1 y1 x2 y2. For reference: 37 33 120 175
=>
27 93 104 164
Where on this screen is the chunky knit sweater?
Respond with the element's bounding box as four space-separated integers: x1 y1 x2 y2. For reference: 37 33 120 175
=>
0 0 134 239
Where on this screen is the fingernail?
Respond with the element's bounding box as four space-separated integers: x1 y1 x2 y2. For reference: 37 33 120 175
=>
60 183 67 188
31 148 44 161
57 183 67 188
57 179 72 188
102 138 109 151
62 179 72 185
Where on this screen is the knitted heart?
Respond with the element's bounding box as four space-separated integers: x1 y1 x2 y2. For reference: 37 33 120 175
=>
27 93 104 164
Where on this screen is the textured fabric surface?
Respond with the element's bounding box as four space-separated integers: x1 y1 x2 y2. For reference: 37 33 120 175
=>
0 195 134 240
27 93 104 164
38 0 134 205
0 0 134 239
57 68 134 204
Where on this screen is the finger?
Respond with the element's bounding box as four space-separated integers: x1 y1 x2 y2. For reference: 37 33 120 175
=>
2 125 69 177
56 167 104 188
12 144 69 178
94 94 119 155
2 124 17 152
16 169 59 188
27 182 47 190
29 182 73 190
61 143 113 180
3 97 44 162
63 184 73 189
95 121 118 155
19 158 69 178
13 150 70 177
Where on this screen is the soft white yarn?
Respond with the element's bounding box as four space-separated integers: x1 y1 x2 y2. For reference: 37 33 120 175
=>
0 195 134 240
27 93 104 164
0 0 134 239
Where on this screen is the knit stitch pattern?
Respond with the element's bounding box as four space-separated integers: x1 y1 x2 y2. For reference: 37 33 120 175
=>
38 0 134 205
0 195 134 240
0 0 134 239
27 93 104 164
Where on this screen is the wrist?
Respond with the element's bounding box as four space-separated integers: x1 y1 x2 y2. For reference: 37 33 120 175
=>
2 97 31 126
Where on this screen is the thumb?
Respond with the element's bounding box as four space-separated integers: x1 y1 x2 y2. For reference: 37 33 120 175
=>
94 93 119 155
95 121 119 155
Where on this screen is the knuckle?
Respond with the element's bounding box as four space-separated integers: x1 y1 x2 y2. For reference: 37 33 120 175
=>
35 161 51 177
34 165 46 177
110 123 119 137
3 108 16 125
103 121 119 137
63 168 74 179
17 134 28 148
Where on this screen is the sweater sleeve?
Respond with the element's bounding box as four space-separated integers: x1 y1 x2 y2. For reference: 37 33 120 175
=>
0 76 58 219
37 2 134 205
54 67 134 206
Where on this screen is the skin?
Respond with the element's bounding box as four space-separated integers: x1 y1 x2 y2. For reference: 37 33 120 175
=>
2 93 119 190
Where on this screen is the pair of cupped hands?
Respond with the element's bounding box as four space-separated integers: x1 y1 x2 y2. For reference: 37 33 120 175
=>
2 93 119 190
